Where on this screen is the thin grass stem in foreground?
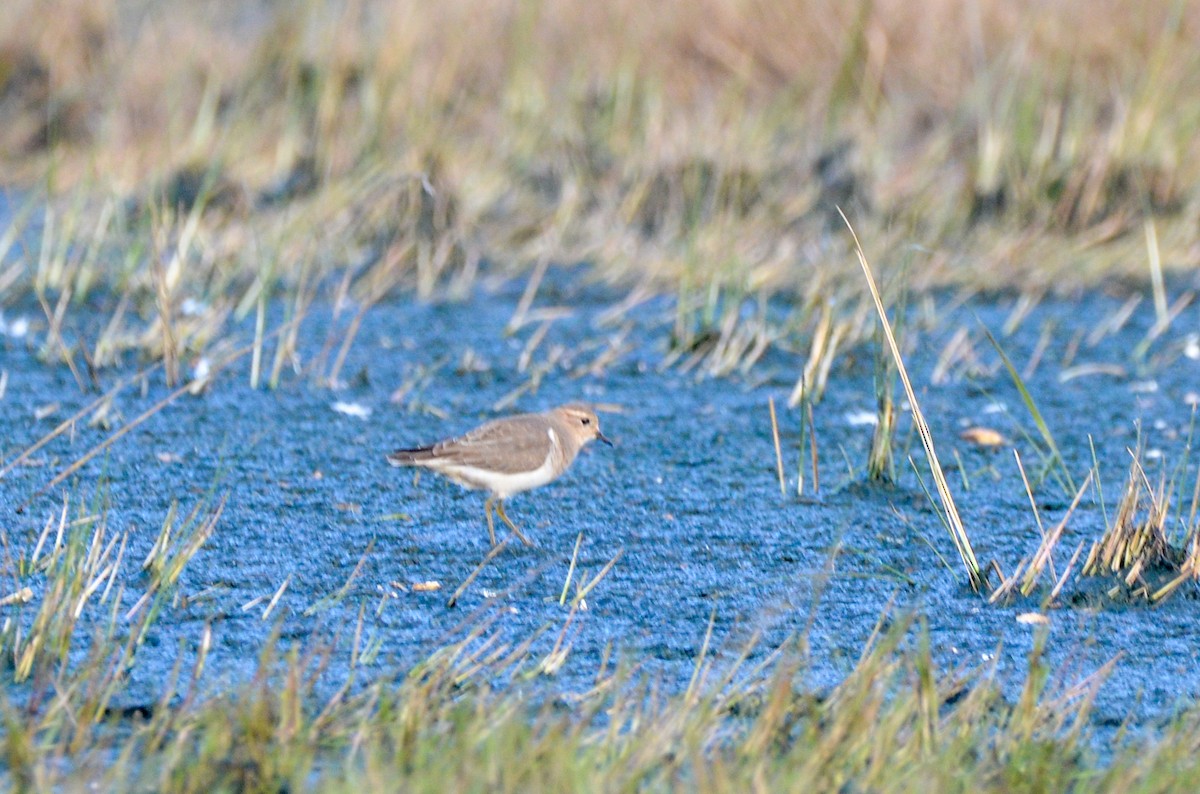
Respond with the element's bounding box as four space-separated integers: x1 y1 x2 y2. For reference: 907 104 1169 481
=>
842 210 982 589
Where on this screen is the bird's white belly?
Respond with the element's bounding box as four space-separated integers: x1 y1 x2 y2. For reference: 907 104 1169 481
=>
440 452 559 498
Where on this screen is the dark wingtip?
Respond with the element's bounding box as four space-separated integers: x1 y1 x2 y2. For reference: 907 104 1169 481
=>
387 446 435 466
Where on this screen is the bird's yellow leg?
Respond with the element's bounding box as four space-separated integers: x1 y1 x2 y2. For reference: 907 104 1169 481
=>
495 500 533 547
483 497 498 547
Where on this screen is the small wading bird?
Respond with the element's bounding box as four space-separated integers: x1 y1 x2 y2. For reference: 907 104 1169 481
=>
387 404 613 546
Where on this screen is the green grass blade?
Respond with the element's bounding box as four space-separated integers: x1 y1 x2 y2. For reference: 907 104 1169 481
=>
982 325 1076 495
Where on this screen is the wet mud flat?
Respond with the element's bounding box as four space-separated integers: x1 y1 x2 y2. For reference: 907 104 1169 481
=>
3 274 1200 740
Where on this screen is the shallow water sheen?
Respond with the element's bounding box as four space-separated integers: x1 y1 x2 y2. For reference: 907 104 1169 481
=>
2 274 1200 736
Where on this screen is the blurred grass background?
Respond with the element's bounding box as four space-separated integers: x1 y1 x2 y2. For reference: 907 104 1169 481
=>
4 0 1197 380
2 0 1196 301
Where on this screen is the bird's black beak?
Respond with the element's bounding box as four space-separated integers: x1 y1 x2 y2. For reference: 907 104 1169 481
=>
597 431 614 446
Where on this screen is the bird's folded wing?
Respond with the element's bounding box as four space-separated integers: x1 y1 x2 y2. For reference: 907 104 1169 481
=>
432 416 554 474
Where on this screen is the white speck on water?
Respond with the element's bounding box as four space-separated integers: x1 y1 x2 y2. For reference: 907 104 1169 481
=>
180 298 209 317
1185 334 1200 360
332 401 372 419
845 410 877 427
0 313 29 338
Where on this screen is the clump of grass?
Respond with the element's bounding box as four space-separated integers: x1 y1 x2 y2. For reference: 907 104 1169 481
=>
866 270 908 484
1082 446 1188 598
789 300 850 408
0 597 1136 791
127 494 225 640
993 426 1200 605
0 481 225 776
1 491 124 684
866 358 897 483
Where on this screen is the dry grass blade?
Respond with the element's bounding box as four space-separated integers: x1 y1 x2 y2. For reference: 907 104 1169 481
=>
447 540 510 609
841 208 982 589
508 255 552 334
262 575 291 621
327 299 375 388
573 548 624 607
305 539 375 616
540 547 624 675
559 532 584 607
18 376 202 512
684 609 717 703
769 396 786 496
1151 541 1200 602
18 316 306 511
1016 449 1047 541
788 303 840 408
1021 473 1092 597
1145 218 1167 329
806 401 820 494
0 364 162 481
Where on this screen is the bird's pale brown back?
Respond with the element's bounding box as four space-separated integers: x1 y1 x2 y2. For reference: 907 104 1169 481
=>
387 414 557 476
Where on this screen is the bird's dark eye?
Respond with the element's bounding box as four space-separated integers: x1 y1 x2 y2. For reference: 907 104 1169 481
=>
582 417 591 425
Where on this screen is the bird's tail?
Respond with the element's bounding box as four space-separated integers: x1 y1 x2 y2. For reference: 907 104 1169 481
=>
386 447 436 466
